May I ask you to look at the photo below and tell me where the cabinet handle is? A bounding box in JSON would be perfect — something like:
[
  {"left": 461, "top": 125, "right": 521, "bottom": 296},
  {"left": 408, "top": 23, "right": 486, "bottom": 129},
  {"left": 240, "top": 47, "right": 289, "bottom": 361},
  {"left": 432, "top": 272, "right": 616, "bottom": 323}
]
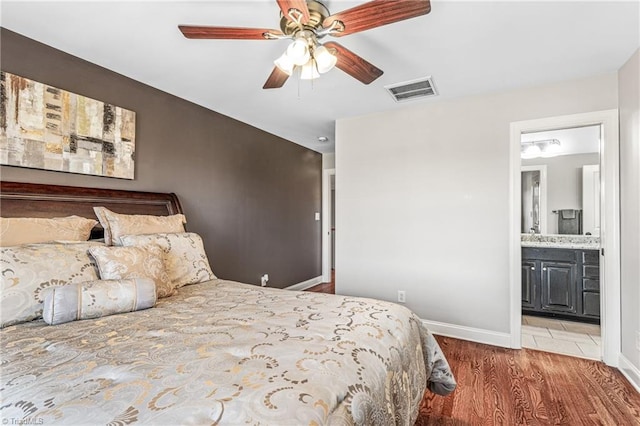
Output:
[
  {"left": 542, "top": 267, "right": 547, "bottom": 271},
  {"left": 531, "top": 267, "right": 535, "bottom": 271}
]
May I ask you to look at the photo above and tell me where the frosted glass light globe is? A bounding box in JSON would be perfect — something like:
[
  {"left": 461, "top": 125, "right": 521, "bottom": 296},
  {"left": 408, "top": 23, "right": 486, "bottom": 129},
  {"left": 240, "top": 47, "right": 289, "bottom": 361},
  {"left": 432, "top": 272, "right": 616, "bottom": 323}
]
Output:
[{"left": 287, "top": 39, "right": 310, "bottom": 66}]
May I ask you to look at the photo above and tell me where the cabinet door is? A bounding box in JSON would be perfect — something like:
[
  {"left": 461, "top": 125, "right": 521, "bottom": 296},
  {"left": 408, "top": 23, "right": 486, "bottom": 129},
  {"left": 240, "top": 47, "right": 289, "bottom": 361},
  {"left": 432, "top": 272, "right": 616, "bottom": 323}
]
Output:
[
  {"left": 540, "top": 261, "right": 577, "bottom": 314},
  {"left": 521, "top": 261, "right": 536, "bottom": 309},
  {"left": 583, "top": 292, "right": 601, "bottom": 317}
]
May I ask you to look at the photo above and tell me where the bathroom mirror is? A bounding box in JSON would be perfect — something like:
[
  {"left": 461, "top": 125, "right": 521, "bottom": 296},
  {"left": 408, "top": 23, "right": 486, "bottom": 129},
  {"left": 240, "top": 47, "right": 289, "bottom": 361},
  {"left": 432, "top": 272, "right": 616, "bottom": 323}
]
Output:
[{"left": 521, "top": 125, "right": 600, "bottom": 235}]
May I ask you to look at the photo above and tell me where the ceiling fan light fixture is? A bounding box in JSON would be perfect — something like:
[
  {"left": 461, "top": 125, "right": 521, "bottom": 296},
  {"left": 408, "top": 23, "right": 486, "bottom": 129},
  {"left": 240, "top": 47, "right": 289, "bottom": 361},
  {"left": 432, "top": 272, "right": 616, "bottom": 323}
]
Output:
[
  {"left": 179, "top": 0, "right": 432, "bottom": 90},
  {"left": 300, "top": 60, "right": 320, "bottom": 80},
  {"left": 313, "top": 45, "right": 337, "bottom": 74},
  {"left": 274, "top": 52, "right": 294, "bottom": 75},
  {"left": 287, "top": 38, "right": 310, "bottom": 66}
]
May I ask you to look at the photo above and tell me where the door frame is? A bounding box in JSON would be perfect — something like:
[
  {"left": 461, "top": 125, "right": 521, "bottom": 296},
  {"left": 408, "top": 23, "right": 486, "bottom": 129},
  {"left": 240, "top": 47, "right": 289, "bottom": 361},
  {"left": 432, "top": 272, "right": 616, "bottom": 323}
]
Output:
[
  {"left": 521, "top": 165, "right": 548, "bottom": 234},
  {"left": 509, "top": 109, "right": 620, "bottom": 366},
  {"left": 322, "top": 168, "right": 336, "bottom": 283}
]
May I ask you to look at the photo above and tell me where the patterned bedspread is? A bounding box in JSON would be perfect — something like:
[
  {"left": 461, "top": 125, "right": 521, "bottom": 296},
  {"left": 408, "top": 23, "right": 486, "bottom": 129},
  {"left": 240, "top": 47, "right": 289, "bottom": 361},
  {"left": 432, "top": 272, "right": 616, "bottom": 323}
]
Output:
[{"left": 1, "top": 280, "right": 455, "bottom": 425}]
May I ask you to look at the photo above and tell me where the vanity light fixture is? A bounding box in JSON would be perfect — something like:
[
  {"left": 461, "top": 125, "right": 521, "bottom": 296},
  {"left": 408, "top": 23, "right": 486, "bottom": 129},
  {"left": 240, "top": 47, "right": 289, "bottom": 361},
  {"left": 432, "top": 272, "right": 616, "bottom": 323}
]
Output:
[{"left": 521, "top": 139, "right": 561, "bottom": 159}]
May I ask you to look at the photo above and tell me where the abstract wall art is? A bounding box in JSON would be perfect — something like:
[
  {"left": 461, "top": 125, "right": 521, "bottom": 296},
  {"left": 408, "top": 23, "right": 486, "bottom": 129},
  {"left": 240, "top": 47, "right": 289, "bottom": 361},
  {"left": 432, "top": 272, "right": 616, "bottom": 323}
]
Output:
[{"left": 0, "top": 71, "right": 136, "bottom": 179}]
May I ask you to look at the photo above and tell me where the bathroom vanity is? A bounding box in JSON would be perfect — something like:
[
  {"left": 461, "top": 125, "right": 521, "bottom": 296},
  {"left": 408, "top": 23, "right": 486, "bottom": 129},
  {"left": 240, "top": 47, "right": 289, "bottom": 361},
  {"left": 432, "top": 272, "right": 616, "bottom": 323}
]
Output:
[{"left": 521, "top": 234, "right": 600, "bottom": 323}]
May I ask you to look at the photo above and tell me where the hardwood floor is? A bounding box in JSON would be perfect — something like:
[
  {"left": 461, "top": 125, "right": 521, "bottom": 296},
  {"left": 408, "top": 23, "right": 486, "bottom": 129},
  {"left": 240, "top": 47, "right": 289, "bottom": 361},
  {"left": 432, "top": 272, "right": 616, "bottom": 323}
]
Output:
[
  {"left": 305, "top": 276, "right": 640, "bottom": 425},
  {"left": 418, "top": 336, "right": 640, "bottom": 425},
  {"left": 305, "top": 280, "right": 335, "bottom": 294},
  {"left": 306, "top": 270, "right": 335, "bottom": 294}
]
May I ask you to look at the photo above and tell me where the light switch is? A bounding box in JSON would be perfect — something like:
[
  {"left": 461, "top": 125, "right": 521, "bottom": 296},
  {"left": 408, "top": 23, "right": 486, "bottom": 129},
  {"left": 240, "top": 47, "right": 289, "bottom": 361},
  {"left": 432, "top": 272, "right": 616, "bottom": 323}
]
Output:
[{"left": 314, "top": 212, "right": 320, "bottom": 221}]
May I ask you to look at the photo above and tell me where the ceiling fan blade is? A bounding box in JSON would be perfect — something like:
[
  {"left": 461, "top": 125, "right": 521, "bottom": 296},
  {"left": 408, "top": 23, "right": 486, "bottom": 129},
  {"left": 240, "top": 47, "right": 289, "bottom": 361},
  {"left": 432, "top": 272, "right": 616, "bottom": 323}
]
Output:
[
  {"left": 276, "top": 0, "right": 311, "bottom": 24},
  {"left": 324, "top": 0, "right": 431, "bottom": 37},
  {"left": 323, "top": 42, "right": 383, "bottom": 85},
  {"left": 263, "top": 67, "right": 290, "bottom": 89},
  {"left": 179, "top": 25, "right": 284, "bottom": 40}
]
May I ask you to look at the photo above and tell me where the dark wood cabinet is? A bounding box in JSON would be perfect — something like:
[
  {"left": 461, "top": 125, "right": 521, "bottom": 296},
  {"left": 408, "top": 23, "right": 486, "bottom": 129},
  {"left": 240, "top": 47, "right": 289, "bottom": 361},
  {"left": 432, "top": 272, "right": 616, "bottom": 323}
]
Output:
[
  {"left": 521, "top": 261, "right": 536, "bottom": 309},
  {"left": 581, "top": 250, "right": 601, "bottom": 318},
  {"left": 540, "top": 261, "right": 577, "bottom": 314},
  {"left": 522, "top": 247, "right": 599, "bottom": 323}
]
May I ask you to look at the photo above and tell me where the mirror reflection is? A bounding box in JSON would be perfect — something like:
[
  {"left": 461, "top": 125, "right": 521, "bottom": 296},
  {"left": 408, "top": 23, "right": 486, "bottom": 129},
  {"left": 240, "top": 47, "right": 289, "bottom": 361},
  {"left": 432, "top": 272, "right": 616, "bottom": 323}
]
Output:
[
  {"left": 521, "top": 170, "right": 541, "bottom": 233},
  {"left": 521, "top": 125, "right": 600, "bottom": 235}
]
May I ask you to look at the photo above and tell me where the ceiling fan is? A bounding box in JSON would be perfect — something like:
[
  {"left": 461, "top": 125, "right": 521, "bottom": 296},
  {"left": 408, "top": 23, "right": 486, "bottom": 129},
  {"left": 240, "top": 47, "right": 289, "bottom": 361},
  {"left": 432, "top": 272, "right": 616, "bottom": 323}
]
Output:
[{"left": 179, "top": 0, "right": 431, "bottom": 89}]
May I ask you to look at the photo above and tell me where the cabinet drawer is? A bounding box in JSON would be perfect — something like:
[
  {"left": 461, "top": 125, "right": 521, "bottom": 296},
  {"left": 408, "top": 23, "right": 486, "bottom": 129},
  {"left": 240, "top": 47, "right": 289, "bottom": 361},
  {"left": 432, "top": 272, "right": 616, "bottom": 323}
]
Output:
[
  {"left": 583, "top": 278, "right": 600, "bottom": 292},
  {"left": 523, "top": 247, "right": 576, "bottom": 262},
  {"left": 582, "top": 250, "right": 599, "bottom": 265},
  {"left": 582, "top": 292, "right": 600, "bottom": 317},
  {"left": 583, "top": 265, "right": 599, "bottom": 278}
]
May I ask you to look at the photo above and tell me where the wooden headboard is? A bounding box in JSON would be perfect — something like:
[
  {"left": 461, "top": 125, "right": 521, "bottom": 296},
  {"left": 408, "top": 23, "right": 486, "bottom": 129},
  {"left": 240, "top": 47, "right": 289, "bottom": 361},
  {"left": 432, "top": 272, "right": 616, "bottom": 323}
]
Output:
[{"left": 0, "top": 181, "right": 183, "bottom": 239}]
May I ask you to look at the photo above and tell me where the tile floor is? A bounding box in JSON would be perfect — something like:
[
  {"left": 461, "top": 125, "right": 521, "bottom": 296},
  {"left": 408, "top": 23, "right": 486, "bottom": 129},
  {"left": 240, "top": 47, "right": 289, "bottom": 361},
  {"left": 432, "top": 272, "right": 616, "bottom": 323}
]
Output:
[{"left": 521, "top": 315, "right": 601, "bottom": 360}]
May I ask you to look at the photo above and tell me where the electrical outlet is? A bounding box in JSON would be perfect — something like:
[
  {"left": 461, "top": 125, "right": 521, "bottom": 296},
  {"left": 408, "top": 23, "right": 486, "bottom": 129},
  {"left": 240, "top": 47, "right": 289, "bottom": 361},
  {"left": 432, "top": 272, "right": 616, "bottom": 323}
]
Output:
[
  {"left": 261, "top": 274, "right": 269, "bottom": 287},
  {"left": 397, "top": 290, "right": 406, "bottom": 303},
  {"left": 636, "top": 331, "right": 640, "bottom": 351}
]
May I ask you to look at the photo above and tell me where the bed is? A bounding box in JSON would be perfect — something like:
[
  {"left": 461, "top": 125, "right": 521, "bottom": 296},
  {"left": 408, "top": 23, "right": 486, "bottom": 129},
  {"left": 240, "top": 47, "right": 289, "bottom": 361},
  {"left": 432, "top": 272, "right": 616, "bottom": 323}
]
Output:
[{"left": 0, "top": 181, "right": 455, "bottom": 425}]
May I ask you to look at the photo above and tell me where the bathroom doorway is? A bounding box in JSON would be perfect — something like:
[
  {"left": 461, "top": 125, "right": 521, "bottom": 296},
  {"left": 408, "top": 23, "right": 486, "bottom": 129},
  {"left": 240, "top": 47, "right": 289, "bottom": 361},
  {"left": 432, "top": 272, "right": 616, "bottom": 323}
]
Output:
[
  {"left": 509, "top": 110, "right": 620, "bottom": 366},
  {"left": 520, "top": 125, "right": 602, "bottom": 359}
]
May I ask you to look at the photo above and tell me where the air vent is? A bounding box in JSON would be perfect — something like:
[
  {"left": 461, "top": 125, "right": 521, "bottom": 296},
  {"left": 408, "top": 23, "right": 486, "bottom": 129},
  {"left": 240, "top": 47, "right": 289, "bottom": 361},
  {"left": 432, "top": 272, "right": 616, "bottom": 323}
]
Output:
[{"left": 385, "top": 77, "right": 437, "bottom": 103}]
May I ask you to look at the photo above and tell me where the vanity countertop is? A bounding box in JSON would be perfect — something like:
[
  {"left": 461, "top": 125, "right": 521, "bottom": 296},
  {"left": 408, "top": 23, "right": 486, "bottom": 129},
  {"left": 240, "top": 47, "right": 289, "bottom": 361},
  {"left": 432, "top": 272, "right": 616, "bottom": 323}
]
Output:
[{"left": 521, "top": 234, "right": 600, "bottom": 250}]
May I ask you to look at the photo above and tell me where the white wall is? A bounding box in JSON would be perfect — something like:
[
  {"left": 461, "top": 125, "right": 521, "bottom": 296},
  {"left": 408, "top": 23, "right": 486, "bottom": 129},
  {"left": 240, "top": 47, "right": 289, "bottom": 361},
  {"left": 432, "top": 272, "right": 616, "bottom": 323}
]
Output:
[
  {"left": 336, "top": 73, "right": 618, "bottom": 335},
  {"left": 523, "top": 153, "right": 600, "bottom": 234},
  {"left": 619, "top": 49, "right": 640, "bottom": 378},
  {"left": 323, "top": 153, "right": 335, "bottom": 169}
]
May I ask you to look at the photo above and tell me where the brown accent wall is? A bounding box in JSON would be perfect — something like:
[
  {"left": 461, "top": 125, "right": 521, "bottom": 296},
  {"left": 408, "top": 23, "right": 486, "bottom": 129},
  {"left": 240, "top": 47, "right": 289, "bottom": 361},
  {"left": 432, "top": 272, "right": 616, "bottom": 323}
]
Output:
[{"left": 0, "top": 28, "right": 322, "bottom": 288}]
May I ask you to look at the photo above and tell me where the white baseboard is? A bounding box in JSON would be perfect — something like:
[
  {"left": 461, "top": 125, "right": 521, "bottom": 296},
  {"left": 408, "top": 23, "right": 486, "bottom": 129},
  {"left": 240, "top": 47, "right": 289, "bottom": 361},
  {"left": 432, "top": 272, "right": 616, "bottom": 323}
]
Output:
[
  {"left": 285, "top": 276, "right": 323, "bottom": 291},
  {"left": 618, "top": 354, "right": 640, "bottom": 393},
  {"left": 421, "top": 319, "right": 512, "bottom": 348}
]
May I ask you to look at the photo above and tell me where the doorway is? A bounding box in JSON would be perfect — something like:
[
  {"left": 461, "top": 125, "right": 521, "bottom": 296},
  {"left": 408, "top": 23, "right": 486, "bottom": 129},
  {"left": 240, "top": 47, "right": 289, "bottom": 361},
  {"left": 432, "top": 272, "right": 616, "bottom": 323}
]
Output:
[
  {"left": 520, "top": 125, "right": 601, "bottom": 359},
  {"left": 322, "top": 168, "right": 336, "bottom": 284},
  {"left": 509, "top": 110, "right": 620, "bottom": 366}
]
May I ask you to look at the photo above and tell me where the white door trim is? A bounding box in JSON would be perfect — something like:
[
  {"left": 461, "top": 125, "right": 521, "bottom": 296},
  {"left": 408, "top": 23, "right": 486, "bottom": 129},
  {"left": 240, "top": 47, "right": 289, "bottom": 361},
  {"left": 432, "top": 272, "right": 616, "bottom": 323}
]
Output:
[
  {"left": 521, "top": 165, "right": 548, "bottom": 234},
  {"left": 322, "top": 168, "right": 336, "bottom": 283},
  {"left": 509, "top": 109, "right": 620, "bottom": 366}
]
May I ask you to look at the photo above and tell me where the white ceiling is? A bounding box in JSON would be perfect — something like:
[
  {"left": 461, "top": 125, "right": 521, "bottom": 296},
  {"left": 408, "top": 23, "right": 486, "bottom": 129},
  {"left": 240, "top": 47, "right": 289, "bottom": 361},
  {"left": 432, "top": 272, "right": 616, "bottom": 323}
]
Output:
[
  {"left": 522, "top": 125, "right": 600, "bottom": 157},
  {"left": 1, "top": 1, "right": 638, "bottom": 154}
]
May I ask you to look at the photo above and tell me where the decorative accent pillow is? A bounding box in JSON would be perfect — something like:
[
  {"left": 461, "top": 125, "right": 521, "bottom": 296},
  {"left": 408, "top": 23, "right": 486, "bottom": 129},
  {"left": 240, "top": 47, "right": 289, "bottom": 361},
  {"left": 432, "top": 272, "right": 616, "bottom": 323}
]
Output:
[
  {"left": 0, "top": 216, "right": 97, "bottom": 247},
  {"left": 93, "top": 207, "right": 186, "bottom": 246},
  {"left": 92, "top": 207, "right": 114, "bottom": 245},
  {"left": 0, "top": 241, "right": 102, "bottom": 328},
  {"left": 120, "top": 232, "right": 216, "bottom": 288},
  {"left": 42, "top": 278, "right": 157, "bottom": 325},
  {"left": 88, "top": 245, "right": 175, "bottom": 298}
]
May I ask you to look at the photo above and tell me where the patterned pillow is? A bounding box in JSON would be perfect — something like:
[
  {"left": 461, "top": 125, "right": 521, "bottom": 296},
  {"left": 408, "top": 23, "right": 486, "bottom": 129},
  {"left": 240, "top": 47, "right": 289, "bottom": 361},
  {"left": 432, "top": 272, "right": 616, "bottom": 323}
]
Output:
[
  {"left": 0, "top": 216, "right": 97, "bottom": 247},
  {"left": 0, "top": 241, "right": 102, "bottom": 328},
  {"left": 42, "top": 278, "right": 157, "bottom": 325},
  {"left": 88, "top": 245, "right": 175, "bottom": 298},
  {"left": 120, "top": 232, "right": 216, "bottom": 288},
  {"left": 93, "top": 207, "right": 186, "bottom": 246}
]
